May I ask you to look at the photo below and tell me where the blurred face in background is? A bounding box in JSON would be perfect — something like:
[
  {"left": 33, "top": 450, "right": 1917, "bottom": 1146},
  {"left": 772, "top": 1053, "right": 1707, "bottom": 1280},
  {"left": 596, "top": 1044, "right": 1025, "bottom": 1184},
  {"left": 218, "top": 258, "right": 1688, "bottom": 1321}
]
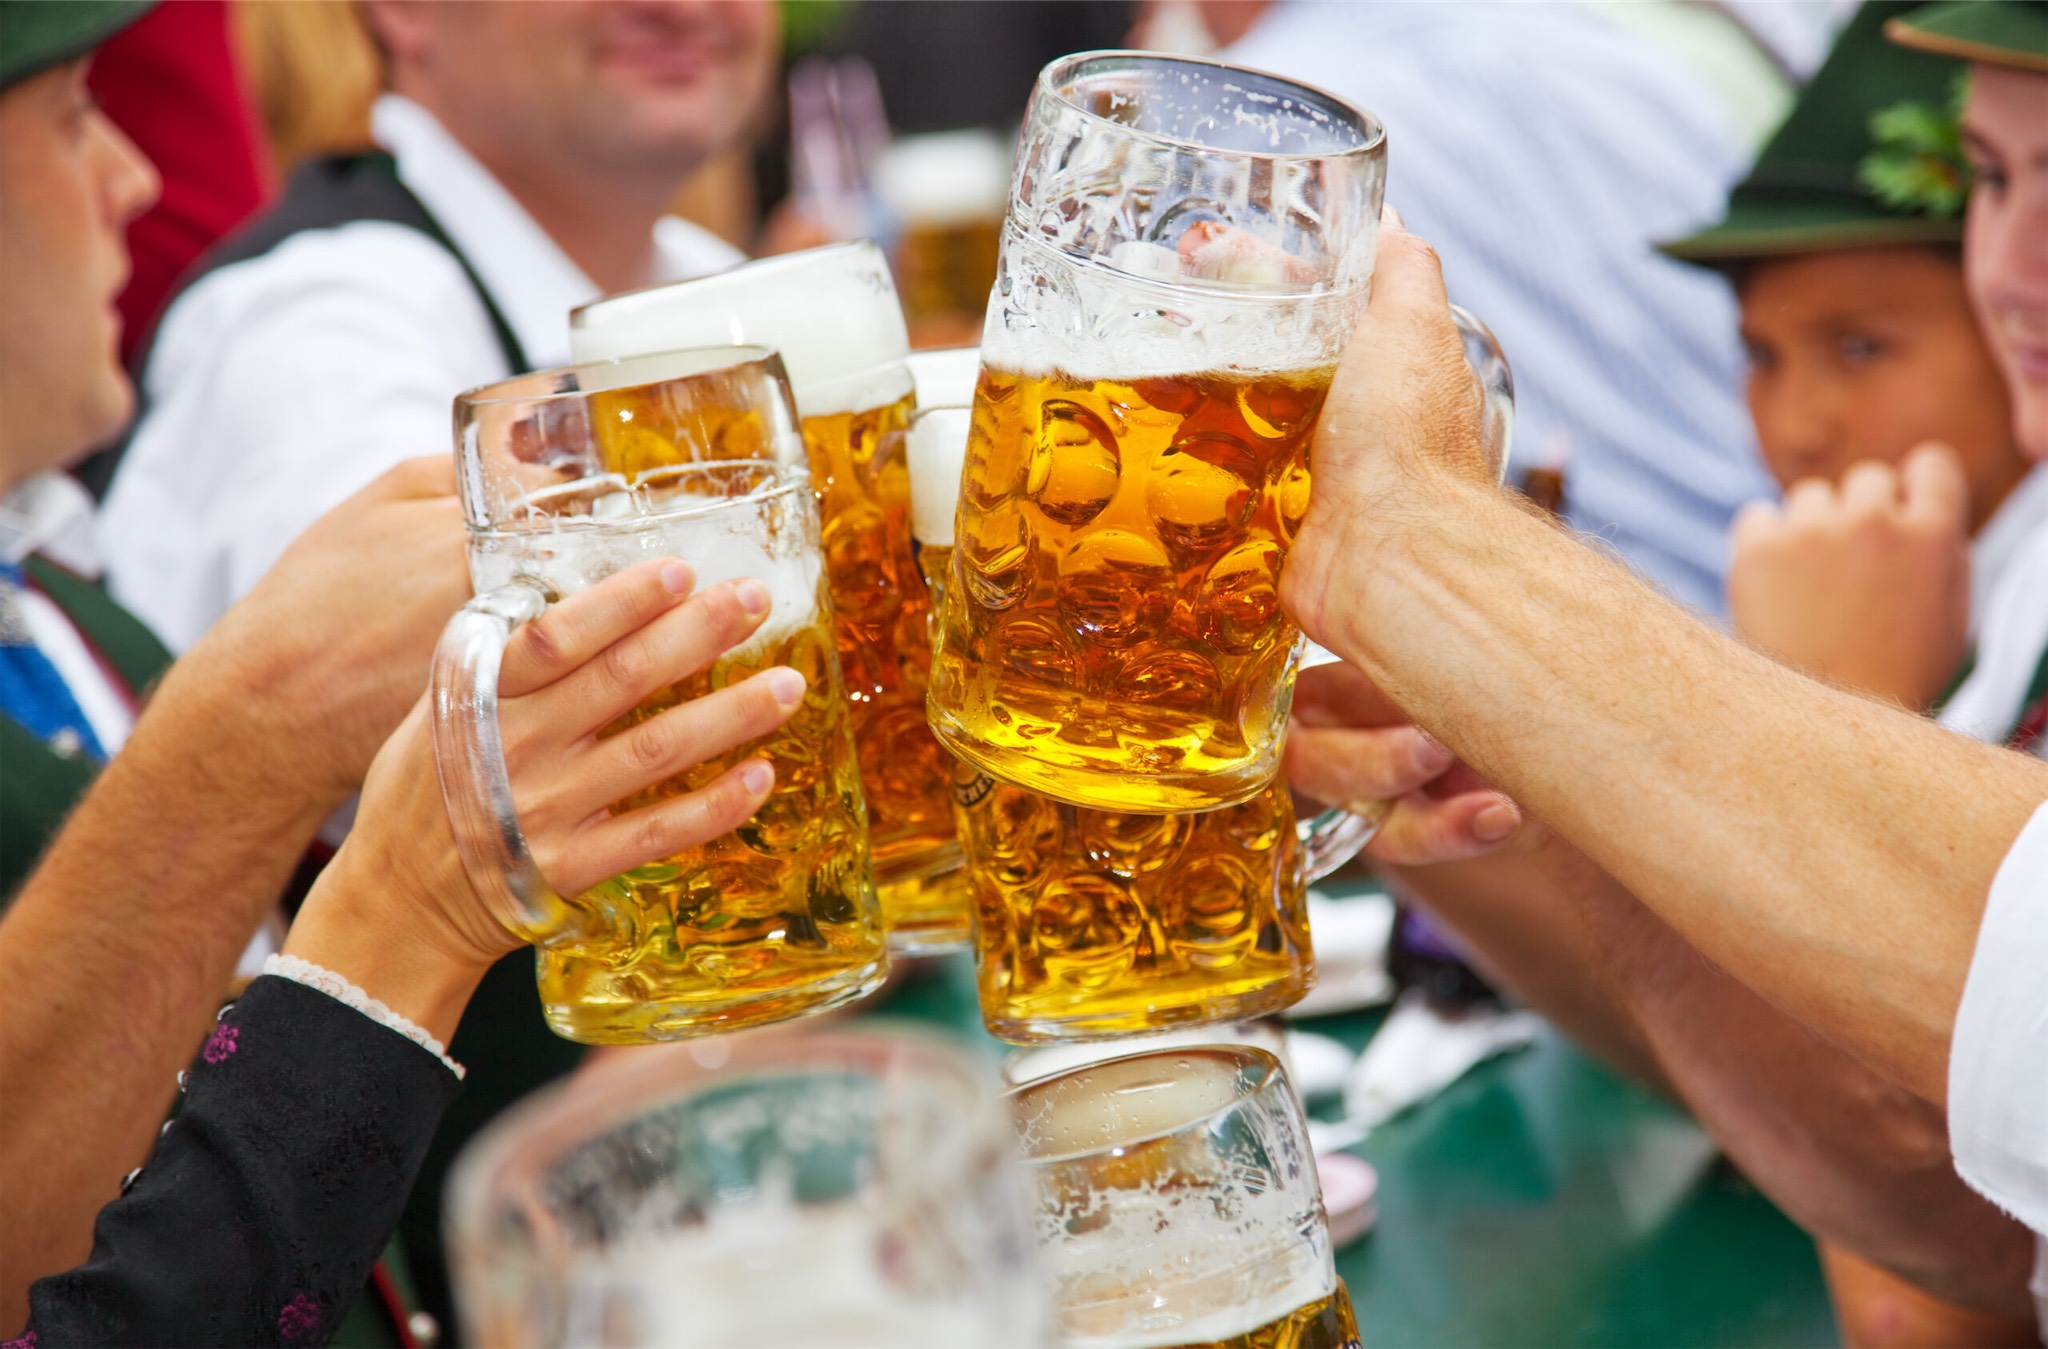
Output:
[
  {"left": 1739, "top": 245, "right": 2024, "bottom": 534},
  {"left": 1962, "top": 63, "right": 2048, "bottom": 460},
  {"left": 364, "top": 1, "right": 777, "bottom": 192},
  {"left": 0, "top": 59, "right": 158, "bottom": 491}
]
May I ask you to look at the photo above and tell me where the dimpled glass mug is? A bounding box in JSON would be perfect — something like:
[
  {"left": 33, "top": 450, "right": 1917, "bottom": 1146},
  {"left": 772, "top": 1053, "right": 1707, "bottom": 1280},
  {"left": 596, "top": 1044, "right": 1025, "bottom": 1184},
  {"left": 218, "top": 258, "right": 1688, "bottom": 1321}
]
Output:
[
  {"left": 432, "top": 346, "right": 889, "bottom": 1045},
  {"left": 927, "top": 51, "right": 1512, "bottom": 815}
]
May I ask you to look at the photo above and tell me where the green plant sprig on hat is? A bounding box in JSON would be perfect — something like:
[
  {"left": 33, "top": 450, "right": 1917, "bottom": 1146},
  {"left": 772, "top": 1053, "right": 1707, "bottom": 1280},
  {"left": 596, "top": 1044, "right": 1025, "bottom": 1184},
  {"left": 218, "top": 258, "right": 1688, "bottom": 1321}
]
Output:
[{"left": 1858, "top": 71, "right": 1972, "bottom": 217}]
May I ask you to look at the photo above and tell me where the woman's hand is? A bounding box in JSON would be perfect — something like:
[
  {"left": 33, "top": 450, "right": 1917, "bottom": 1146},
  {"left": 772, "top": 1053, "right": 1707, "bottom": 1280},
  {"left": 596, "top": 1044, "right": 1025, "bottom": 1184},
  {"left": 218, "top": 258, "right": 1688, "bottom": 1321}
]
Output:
[{"left": 281, "top": 558, "right": 809, "bottom": 1042}]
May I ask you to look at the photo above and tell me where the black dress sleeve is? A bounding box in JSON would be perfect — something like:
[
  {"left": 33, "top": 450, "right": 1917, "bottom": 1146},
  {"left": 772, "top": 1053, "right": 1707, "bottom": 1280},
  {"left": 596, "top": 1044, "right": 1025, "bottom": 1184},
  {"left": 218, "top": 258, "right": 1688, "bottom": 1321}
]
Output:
[{"left": 12, "top": 974, "right": 463, "bottom": 1348}]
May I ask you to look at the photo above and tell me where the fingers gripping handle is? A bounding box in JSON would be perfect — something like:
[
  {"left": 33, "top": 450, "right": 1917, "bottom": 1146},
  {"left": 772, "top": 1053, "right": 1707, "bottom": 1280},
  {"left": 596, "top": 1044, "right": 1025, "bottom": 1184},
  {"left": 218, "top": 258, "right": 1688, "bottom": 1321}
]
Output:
[
  {"left": 1299, "top": 800, "right": 1382, "bottom": 882},
  {"left": 1450, "top": 303, "right": 1515, "bottom": 482},
  {"left": 430, "top": 584, "right": 577, "bottom": 944}
]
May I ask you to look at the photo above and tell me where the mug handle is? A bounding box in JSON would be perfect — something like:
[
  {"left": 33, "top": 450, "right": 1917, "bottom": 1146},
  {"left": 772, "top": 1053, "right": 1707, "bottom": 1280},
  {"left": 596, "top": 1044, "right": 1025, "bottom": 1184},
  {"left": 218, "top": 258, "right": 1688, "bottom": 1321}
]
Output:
[
  {"left": 429, "top": 582, "right": 581, "bottom": 944},
  {"left": 1286, "top": 303, "right": 1515, "bottom": 848}
]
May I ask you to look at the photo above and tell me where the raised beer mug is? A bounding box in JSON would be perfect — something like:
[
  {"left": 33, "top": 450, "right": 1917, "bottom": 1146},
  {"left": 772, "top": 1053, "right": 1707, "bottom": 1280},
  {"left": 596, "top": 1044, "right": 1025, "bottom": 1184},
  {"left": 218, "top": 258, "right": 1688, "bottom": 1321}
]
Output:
[
  {"left": 571, "top": 245, "right": 970, "bottom": 955},
  {"left": 447, "top": 1030, "right": 1049, "bottom": 1348},
  {"left": 928, "top": 52, "right": 1513, "bottom": 813},
  {"left": 1010, "top": 1044, "right": 1361, "bottom": 1348},
  {"left": 433, "top": 347, "right": 888, "bottom": 1044}
]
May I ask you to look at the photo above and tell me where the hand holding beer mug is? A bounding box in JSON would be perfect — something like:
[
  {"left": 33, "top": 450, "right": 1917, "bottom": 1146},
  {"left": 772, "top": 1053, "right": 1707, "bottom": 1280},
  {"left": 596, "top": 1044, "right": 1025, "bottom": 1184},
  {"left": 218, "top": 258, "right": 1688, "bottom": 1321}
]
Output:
[
  {"left": 927, "top": 52, "right": 1512, "bottom": 813},
  {"left": 447, "top": 1031, "right": 1048, "bottom": 1348},
  {"left": 572, "top": 245, "right": 972, "bottom": 954},
  {"left": 1011, "top": 1044, "right": 1359, "bottom": 1348},
  {"left": 433, "top": 348, "right": 888, "bottom": 1044}
]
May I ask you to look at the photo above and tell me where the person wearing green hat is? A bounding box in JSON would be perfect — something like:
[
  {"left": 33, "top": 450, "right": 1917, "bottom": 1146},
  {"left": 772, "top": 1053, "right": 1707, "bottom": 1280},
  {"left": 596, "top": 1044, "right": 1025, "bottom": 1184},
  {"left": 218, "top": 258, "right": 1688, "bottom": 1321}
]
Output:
[{"left": 1281, "top": 1, "right": 2048, "bottom": 1339}]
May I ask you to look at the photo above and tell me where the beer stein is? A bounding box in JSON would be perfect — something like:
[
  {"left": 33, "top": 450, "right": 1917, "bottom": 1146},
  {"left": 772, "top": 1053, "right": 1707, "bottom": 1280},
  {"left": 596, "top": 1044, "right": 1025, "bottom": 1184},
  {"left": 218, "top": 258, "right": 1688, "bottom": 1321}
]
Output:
[
  {"left": 1010, "top": 1044, "right": 1360, "bottom": 1348},
  {"left": 571, "top": 245, "right": 969, "bottom": 955},
  {"left": 447, "top": 1030, "right": 1049, "bottom": 1348},
  {"left": 433, "top": 347, "right": 888, "bottom": 1044},
  {"left": 928, "top": 51, "right": 1513, "bottom": 813}
]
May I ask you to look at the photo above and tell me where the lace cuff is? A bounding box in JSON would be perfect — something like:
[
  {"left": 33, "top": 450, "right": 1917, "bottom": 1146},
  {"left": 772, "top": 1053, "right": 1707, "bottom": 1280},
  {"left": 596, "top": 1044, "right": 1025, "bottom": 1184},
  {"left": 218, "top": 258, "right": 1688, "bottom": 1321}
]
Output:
[{"left": 261, "top": 954, "right": 466, "bottom": 1080}]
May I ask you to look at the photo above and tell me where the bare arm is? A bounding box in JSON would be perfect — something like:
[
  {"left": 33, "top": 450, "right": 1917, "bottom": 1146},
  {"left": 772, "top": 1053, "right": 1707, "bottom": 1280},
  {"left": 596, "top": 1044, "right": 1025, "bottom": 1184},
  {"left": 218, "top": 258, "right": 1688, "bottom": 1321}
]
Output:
[
  {"left": 1384, "top": 830, "right": 2038, "bottom": 1320},
  {"left": 1280, "top": 225, "right": 2048, "bottom": 1107},
  {"left": 0, "top": 460, "right": 469, "bottom": 1317}
]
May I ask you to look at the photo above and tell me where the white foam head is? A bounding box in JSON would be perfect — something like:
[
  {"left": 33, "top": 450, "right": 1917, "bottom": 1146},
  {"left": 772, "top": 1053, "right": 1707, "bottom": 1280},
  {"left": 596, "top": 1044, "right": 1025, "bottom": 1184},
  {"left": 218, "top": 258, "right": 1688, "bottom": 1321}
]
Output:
[
  {"left": 571, "top": 242, "right": 913, "bottom": 418},
  {"left": 878, "top": 130, "right": 1011, "bottom": 225},
  {"left": 906, "top": 345, "right": 982, "bottom": 409},
  {"left": 906, "top": 406, "right": 971, "bottom": 546}
]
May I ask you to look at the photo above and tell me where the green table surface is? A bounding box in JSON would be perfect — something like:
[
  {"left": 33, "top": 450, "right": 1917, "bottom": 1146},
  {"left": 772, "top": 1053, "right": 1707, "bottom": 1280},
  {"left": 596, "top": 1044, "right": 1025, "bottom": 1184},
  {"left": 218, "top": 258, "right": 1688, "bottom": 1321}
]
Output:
[{"left": 868, "top": 936, "right": 1839, "bottom": 1349}]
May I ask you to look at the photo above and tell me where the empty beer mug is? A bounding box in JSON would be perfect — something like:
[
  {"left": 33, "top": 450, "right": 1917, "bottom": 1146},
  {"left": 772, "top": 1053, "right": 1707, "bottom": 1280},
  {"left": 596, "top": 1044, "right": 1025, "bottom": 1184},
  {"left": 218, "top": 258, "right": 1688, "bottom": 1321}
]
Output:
[
  {"left": 447, "top": 1030, "right": 1050, "bottom": 1348},
  {"left": 927, "top": 52, "right": 1512, "bottom": 814},
  {"left": 572, "top": 245, "right": 970, "bottom": 955},
  {"left": 1011, "top": 1044, "right": 1361, "bottom": 1348},
  {"left": 434, "top": 347, "right": 888, "bottom": 1044}
]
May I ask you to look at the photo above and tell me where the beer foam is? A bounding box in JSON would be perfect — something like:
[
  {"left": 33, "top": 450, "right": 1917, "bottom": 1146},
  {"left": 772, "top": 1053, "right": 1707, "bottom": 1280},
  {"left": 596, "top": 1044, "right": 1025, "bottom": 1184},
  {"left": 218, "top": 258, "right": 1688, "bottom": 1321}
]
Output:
[
  {"left": 906, "top": 345, "right": 982, "bottom": 409},
  {"left": 572, "top": 243, "right": 913, "bottom": 418},
  {"left": 906, "top": 407, "right": 971, "bottom": 546},
  {"left": 572, "top": 1205, "right": 1022, "bottom": 1349},
  {"left": 878, "top": 130, "right": 1011, "bottom": 225},
  {"left": 468, "top": 481, "right": 824, "bottom": 661}
]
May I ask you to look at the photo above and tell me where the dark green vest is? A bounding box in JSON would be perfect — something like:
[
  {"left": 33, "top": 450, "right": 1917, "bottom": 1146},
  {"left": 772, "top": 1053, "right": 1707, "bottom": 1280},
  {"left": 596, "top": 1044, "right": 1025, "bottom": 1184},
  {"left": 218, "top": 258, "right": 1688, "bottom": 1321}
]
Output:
[{"left": 1, "top": 556, "right": 172, "bottom": 901}]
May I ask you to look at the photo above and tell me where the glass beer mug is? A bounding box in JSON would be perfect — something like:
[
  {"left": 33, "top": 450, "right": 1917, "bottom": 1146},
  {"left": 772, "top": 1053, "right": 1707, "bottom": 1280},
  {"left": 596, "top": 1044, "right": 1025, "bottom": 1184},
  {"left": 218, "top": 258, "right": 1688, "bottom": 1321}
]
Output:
[
  {"left": 1011, "top": 1044, "right": 1360, "bottom": 1348},
  {"left": 433, "top": 346, "right": 888, "bottom": 1044},
  {"left": 571, "top": 245, "right": 970, "bottom": 954},
  {"left": 928, "top": 51, "right": 1512, "bottom": 813},
  {"left": 447, "top": 1031, "right": 1049, "bottom": 1348}
]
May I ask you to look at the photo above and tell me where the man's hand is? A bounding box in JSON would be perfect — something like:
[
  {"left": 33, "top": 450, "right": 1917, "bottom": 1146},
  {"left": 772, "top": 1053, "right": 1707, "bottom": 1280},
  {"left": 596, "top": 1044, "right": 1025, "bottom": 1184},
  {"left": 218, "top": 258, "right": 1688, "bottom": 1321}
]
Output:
[
  {"left": 1728, "top": 446, "right": 1970, "bottom": 711},
  {"left": 172, "top": 456, "right": 471, "bottom": 814},
  {"left": 1282, "top": 213, "right": 1496, "bottom": 654},
  {"left": 1287, "top": 661, "right": 1520, "bottom": 865}
]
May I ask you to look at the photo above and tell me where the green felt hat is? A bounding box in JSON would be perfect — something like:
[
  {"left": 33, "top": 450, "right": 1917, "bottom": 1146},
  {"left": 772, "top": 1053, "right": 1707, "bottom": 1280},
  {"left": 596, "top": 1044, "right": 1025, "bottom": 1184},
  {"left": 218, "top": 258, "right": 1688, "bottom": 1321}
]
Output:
[
  {"left": 1888, "top": 1, "right": 2048, "bottom": 75},
  {"left": 1663, "top": 1, "right": 1970, "bottom": 265},
  {"left": 0, "top": 1, "right": 154, "bottom": 92}
]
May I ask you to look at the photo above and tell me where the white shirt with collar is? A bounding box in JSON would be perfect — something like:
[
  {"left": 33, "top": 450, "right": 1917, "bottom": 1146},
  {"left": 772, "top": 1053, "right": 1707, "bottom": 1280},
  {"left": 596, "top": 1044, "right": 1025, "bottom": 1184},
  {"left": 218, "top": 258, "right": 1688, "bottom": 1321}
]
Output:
[
  {"left": 1, "top": 472, "right": 134, "bottom": 757},
  {"left": 99, "top": 94, "right": 745, "bottom": 653},
  {"left": 1943, "top": 465, "right": 2048, "bottom": 745}
]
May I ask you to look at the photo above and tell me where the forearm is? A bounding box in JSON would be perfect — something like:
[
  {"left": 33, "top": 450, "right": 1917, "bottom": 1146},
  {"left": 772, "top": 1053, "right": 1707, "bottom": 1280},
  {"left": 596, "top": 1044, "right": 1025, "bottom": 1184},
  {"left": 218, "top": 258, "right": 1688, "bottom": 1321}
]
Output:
[
  {"left": 1326, "top": 480, "right": 2048, "bottom": 1102},
  {"left": 1396, "top": 833, "right": 2038, "bottom": 1317},
  {"left": 0, "top": 658, "right": 336, "bottom": 1311}
]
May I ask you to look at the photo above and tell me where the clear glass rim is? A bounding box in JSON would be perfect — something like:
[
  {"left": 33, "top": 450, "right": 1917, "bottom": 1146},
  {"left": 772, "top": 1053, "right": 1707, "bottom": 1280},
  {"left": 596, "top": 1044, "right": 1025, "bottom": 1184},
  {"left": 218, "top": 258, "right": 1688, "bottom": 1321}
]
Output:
[
  {"left": 1037, "top": 49, "right": 1385, "bottom": 164},
  {"left": 569, "top": 240, "right": 889, "bottom": 331},
  {"left": 447, "top": 1023, "right": 1000, "bottom": 1246},
  {"left": 1004, "top": 1042, "right": 1284, "bottom": 1166},
  {"left": 454, "top": 342, "right": 784, "bottom": 412}
]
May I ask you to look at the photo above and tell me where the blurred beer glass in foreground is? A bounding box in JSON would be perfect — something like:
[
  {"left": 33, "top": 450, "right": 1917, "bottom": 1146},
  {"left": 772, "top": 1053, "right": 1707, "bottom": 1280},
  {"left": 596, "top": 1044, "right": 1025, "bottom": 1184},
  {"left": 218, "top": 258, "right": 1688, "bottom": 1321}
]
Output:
[
  {"left": 571, "top": 244, "right": 971, "bottom": 954},
  {"left": 1011, "top": 1044, "right": 1359, "bottom": 1348},
  {"left": 910, "top": 403, "right": 1374, "bottom": 1042},
  {"left": 434, "top": 347, "right": 887, "bottom": 1044},
  {"left": 447, "top": 1031, "right": 1049, "bottom": 1348}
]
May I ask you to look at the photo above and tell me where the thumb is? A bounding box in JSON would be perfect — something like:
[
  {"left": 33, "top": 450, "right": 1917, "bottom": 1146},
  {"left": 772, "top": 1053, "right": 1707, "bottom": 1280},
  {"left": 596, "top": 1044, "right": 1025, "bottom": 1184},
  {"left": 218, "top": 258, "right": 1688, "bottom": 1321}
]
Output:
[
  {"left": 1900, "top": 442, "right": 1969, "bottom": 537},
  {"left": 1368, "top": 213, "right": 1455, "bottom": 336}
]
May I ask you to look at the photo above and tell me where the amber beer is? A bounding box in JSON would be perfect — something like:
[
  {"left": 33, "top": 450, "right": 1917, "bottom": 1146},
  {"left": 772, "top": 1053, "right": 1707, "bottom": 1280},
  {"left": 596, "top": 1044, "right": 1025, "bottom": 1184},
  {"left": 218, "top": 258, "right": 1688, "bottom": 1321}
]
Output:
[
  {"left": 1078, "top": 1285, "right": 1360, "bottom": 1349},
  {"left": 537, "top": 578, "right": 881, "bottom": 1044},
  {"left": 955, "top": 767, "right": 1317, "bottom": 1042},
  {"left": 928, "top": 362, "right": 1330, "bottom": 813},
  {"left": 570, "top": 245, "right": 970, "bottom": 951}
]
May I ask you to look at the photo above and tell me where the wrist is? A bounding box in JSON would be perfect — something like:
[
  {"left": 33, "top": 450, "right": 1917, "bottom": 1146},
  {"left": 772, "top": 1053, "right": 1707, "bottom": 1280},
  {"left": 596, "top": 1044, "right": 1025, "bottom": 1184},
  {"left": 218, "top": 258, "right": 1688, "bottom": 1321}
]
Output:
[
  {"left": 283, "top": 847, "right": 495, "bottom": 1045},
  {"left": 151, "top": 634, "right": 352, "bottom": 826}
]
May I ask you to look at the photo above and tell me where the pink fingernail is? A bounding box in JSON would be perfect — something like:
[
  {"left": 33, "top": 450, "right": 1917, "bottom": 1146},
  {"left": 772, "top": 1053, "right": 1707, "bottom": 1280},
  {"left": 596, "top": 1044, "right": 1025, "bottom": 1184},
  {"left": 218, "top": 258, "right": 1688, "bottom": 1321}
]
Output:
[
  {"left": 764, "top": 667, "right": 806, "bottom": 707},
  {"left": 1473, "top": 799, "right": 1519, "bottom": 843},
  {"left": 659, "top": 562, "right": 693, "bottom": 595},
  {"left": 1410, "top": 730, "right": 1454, "bottom": 775},
  {"left": 734, "top": 579, "right": 772, "bottom": 617},
  {"left": 739, "top": 759, "right": 774, "bottom": 794}
]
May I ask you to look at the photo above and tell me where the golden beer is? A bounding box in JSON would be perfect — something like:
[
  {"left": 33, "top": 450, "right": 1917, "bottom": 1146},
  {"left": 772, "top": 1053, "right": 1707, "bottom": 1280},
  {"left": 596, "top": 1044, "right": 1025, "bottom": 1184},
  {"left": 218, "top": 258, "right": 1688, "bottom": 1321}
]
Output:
[
  {"left": 928, "top": 363, "right": 1332, "bottom": 813},
  {"left": 801, "top": 393, "right": 972, "bottom": 949},
  {"left": 1079, "top": 1284, "right": 1359, "bottom": 1349},
  {"left": 538, "top": 580, "right": 886, "bottom": 1044},
  {"left": 955, "top": 764, "right": 1315, "bottom": 1043},
  {"left": 571, "top": 244, "right": 972, "bottom": 950}
]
